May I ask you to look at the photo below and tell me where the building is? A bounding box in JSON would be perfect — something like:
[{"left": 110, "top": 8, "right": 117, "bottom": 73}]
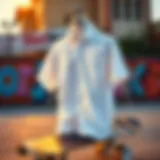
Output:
[
  {"left": 106, "top": 0, "right": 150, "bottom": 37},
  {"left": 19, "top": 0, "right": 151, "bottom": 38}
]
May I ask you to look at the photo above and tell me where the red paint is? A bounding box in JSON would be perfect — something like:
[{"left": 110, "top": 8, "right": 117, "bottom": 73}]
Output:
[
  {"left": 0, "top": 57, "right": 160, "bottom": 105},
  {"left": 0, "top": 58, "right": 39, "bottom": 105}
]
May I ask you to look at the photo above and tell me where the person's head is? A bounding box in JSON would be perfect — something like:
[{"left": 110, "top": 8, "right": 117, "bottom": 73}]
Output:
[{"left": 64, "top": 8, "right": 86, "bottom": 41}]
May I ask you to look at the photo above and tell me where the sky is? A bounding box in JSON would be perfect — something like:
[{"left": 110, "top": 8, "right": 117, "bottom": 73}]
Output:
[
  {"left": 151, "top": 0, "right": 160, "bottom": 21},
  {"left": 0, "top": 0, "right": 159, "bottom": 33}
]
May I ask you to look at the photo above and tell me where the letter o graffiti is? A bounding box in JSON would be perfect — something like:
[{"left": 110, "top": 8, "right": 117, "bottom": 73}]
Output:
[{"left": 0, "top": 66, "right": 18, "bottom": 97}]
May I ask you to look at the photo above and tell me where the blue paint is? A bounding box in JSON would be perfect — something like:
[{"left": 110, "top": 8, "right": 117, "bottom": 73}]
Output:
[
  {"left": 31, "top": 84, "right": 47, "bottom": 103},
  {"left": 129, "top": 64, "right": 147, "bottom": 96},
  {"left": 0, "top": 66, "right": 19, "bottom": 97},
  {"left": 30, "top": 61, "right": 48, "bottom": 103}
]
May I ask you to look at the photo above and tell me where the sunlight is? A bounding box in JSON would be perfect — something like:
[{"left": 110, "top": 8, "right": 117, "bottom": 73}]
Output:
[{"left": 15, "top": 0, "right": 31, "bottom": 7}]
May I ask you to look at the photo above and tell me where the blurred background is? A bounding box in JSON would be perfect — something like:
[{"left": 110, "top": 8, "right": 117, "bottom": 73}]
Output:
[{"left": 0, "top": 0, "right": 160, "bottom": 160}]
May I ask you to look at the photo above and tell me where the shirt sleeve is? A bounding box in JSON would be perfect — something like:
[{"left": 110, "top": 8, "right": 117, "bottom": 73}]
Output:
[
  {"left": 108, "top": 39, "right": 130, "bottom": 87},
  {"left": 37, "top": 45, "right": 59, "bottom": 92}
]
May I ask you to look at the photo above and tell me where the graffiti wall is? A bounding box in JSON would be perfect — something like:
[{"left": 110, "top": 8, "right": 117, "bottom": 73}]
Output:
[
  {"left": 127, "top": 58, "right": 160, "bottom": 101},
  {"left": 0, "top": 57, "right": 160, "bottom": 105},
  {"left": 0, "top": 58, "right": 48, "bottom": 105}
]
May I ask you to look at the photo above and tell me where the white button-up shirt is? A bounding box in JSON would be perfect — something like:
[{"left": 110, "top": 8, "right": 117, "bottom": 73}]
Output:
[{"left": 38, "top": 22, "right": 129, "bottom": 140}]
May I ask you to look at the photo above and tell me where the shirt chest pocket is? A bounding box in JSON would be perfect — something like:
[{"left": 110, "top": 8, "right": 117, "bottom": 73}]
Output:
[{"left": 85, "top": 46, "right": 106, "bottom": 84}]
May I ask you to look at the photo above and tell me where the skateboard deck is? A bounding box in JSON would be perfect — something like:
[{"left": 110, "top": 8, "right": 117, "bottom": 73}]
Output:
[
  {"left": 18, "top": 118, "right": 139, "bottom": 159},
  {"left": 18, "top": 135, "right": 131, "bottom": 160},
  {"left": 21, "top": 136, "right": 64, "bottom": 155}
]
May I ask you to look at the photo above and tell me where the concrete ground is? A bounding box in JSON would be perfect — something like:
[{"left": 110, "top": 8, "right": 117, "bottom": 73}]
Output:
[{"left": 0, "top": 105, "right": 160, "bottom": 160}]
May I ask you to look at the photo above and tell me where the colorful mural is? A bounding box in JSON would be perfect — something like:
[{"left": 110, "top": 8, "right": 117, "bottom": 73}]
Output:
[
  {"left": 0, "top": 58, "right": 47, "bottom": 105},
  {"left": 128, "top": 58, "right": 160, "bottom": 101},
  {"left": 0, "top": 58, "right": 160, "bottom": 105}
]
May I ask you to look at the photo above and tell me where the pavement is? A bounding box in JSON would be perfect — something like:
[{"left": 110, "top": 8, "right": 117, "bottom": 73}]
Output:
[{"left": 0, "top": 104, "right": 160, "bottom": 160}]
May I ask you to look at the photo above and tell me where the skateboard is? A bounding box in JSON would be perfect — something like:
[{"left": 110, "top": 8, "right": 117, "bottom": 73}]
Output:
[{"left": 18, "top": 118, "right": 140, "bottom": 160}]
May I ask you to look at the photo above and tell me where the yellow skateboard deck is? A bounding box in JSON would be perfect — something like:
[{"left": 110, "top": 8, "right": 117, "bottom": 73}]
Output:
[
  {"left": 19, "top": 136, "right": 131, "bottom": 160},
  {"left": 24, "top": 136, "right": 64, "bottom": 155}
]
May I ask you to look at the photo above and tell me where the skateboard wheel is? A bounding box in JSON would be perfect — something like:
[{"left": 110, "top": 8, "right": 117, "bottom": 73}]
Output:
[
  {"left": 96, "top": 138, "right": 114, "bottom": 154},
  {"left": 60, "top": 152, "right": 68, "bottom": 160},
  {"left": 17, "top": 145, "right": 28, "bottom": 156},
  {"left": 114, "top": 144, "right": 132, "bottom": 160},
  {"left": 122, "top": 147, "right": 132, "bottom": 160}
]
